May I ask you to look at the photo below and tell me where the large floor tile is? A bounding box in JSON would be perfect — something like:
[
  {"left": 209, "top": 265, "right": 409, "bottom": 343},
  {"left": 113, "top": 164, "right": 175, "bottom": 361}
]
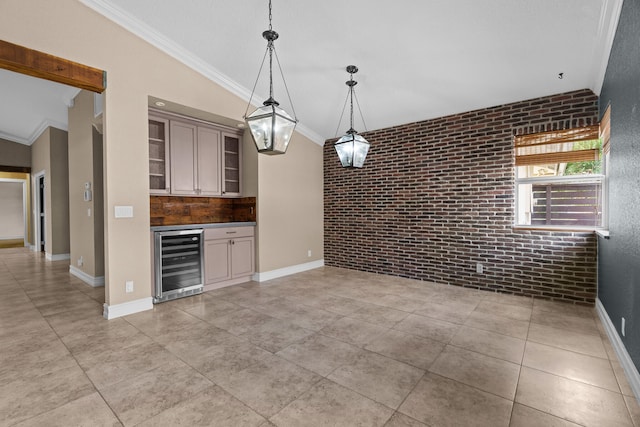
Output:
[
  {"left": 100, "top": 359, "right": 213, "bottom": 426},
  {"left": 394, "top": 314, "right": 460, "bottom": 343},
  {"left": 0, "top": 365, "right": 96, "bottom": 426},
  {"left": 526, "top": 322, "right": 607, "bottom": 358},
  {"left": 530, "top": 310, "right": 599, "bottom": 335},
  {"left": 77, "top": 341, "right": 176, "bottom": 389},
  {"left": 276, "top": 333, "right": 364, "bottom": 376},
  {"left": 214, "top": 354, "right": 322, "bottom": 418},
  {"left": 429, "top": 345, "right": 520, "bottom": 399},
  {"left": 509, "top": 403, "right": 581, "bottom": 427},
  {"left": 13, "top": 393, "right": 121, "bottom": 427},
  {"left": 365, "top": 328, "right": 446, "bottom": 370},
  {"left": 398, "top": 373, "right": 512, "bottom": 427},
  {"left": 137, "top": 385, "right": 266, "bottom": 427},
  {"left": 515, "top": 367, "right": 632, "bottom": 427},
  {"left": 239, "top": 317, "right": 315, "bottom": 352},
  {"left": 523, "top": 341, "right": 619, "bottom": 391},
  {"left": 450, "top": 325, "right": 525, "bottom": 364},
  {"left": 474, "top": 300, "right": 532, "bottom": 322},
  {"left": 464, "top": 311, "right": 529, "bottom": 339},
  {"left": 348, "top": 302, "right": 410, "bottom": 328},
  {"left": 384, "top": 412, "right": 428, "bottom": 427},
  {"left": 413, "top": 300, "right": 476, "bottom": 324},
  {"left": 270, "top": 379, "right": 393, "bottom": 427},
  {"left": 320, "top": 316, "right": 388, "bottom": 347},
  {"left": 209, "top": 308, "right": 277, "bottom": 336},
  {"left": 328, "top": 351, "right": 425, "bottom": 409}
]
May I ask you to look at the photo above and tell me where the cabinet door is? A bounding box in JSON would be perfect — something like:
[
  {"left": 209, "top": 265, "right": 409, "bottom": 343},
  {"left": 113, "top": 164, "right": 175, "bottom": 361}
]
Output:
[
  {"left": 222, "top": 133, "right": 241, "bottom": 196},
  {"left": 231, "top": 237, "right": 254, "bottom": 278},
  {"left": 149, "top": 116, "right": 170, "bottom": 194},
  {"left": 197, "top": 127, "right": 221, "bottom": 196},
  {"left": 170, "top": 121, "right": 198, "bottom": 195},
  {"left": 204, "top": 239, "right": 231, "bottom": 284}
]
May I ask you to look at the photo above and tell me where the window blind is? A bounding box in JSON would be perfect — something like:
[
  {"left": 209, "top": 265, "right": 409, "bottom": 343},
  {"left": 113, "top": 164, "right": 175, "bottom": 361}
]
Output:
[{"left": 515, "top": 125, "right": 600, "bottom": 166}]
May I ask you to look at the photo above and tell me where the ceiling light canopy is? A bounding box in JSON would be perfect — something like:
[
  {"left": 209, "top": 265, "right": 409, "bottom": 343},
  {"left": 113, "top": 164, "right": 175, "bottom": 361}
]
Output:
[
  {"left": 335, "top": 65, "right": 370, "bottom": 168},
  {"left": 244, "top": 0, "right": 297, "bottom": 155}
]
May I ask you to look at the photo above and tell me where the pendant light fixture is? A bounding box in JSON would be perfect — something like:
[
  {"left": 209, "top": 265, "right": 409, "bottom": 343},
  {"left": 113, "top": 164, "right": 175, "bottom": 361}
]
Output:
[
  {"left": 244, "top": 0, "right": 297, "bottom": 155},
  {"left": 334, "top": 65, "right": 370, "bottom": 168}
]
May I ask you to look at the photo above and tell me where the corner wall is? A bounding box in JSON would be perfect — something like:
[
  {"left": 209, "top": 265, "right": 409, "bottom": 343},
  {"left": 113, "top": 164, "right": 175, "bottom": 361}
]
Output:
[
  {"left": 31, "top": 127, "right": 70, "bottom": 257},
  {"left": 598, "top": 0, "right": 640, "bottom": 369},
  {"left": 325, "top": 89, "right": 599, "bottom": 304}
]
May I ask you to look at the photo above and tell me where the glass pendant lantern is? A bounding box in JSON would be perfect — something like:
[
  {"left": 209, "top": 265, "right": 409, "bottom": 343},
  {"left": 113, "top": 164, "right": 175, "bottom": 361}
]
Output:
[
  {"left": 335, "top": 65, "right": 370, "bottom": 168},
  {"left": 244, "top": 0, "right": 297, "bottom": 155}
]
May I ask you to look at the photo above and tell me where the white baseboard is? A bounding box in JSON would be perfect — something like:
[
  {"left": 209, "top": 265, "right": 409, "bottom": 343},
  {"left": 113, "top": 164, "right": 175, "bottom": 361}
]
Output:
[
  {"left": 253, "top": 259, "right": 324, "bottom": 282},
  {"left": 69, "top": 265, "right": 105, "bottom": 287},
  {"left": 103, "top": 297, "right": 153, "bottom": 320},
  {"left": 0, "top": 235, "right": 24, "bottom": 240},
  {"left": 46, "top": 252, "right": 70, "bottom": 261},
  {"left": 596, "top": 298, "right": 640, "bottom": 402}
]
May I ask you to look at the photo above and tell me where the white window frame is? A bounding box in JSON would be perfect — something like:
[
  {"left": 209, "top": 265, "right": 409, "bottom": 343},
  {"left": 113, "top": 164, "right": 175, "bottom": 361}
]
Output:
[{"left": 514, "top": 169, "right": 605, "bottom": 231}]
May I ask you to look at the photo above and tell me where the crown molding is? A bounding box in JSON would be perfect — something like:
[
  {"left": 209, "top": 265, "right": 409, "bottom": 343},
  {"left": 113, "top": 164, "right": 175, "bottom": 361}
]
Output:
[
  {"left": 591, "top": 0, "right": 624, "bottom": 95},
  {"left": 0, "top": 118, "right": 67, "bottom": 146},
  {"left": 0, "top": 130, "right": 30, "bottom": 145},
  {"left": 29, "top": 119, "right": 68, "bottom": 144},
  {"left": 79, "top": 0, "right": 325, "bottom": 146}
]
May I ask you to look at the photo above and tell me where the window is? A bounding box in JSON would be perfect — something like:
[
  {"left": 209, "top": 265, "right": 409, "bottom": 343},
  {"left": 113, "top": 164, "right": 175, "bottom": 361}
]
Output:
[{"left": 514, "top": 122, "right": 608, "bottom": 229}]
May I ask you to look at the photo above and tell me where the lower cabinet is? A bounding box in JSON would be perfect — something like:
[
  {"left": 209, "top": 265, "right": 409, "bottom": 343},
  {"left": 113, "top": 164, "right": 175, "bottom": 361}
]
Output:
[{"left": 204, "top": 226, "right": 254, "bottom": 290}]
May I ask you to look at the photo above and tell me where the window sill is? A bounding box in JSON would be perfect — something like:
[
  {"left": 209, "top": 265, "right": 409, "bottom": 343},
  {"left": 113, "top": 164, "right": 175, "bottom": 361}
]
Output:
[
  {"left": 514, "top": 225, "right": 610, "bottom": 238},
  {"left": 514, "top": 225, "right": 599, "bottom": 233}
]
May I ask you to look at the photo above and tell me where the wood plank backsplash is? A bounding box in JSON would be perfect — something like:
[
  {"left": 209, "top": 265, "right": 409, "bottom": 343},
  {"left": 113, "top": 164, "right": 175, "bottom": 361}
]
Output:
[{"left": 150, "top": 196, "right": 256, "bottom": 226}]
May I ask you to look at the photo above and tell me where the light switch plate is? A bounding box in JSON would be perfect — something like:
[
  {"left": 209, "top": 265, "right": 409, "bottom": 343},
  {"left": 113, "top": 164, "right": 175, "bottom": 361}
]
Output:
[{"left": 115, "top": 206, "right": 134, "bottom": 218}]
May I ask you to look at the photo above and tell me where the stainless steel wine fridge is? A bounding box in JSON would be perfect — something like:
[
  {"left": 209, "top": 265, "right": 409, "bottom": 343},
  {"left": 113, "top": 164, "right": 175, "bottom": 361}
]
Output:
[{"left": 153, "top": 229, "right": 204, "bottom": 303}]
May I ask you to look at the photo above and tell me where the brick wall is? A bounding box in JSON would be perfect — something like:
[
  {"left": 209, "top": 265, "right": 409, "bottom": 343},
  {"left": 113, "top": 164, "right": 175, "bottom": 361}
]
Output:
[{"left": 324, "top": 89, "right": 599, "bottom": 304}]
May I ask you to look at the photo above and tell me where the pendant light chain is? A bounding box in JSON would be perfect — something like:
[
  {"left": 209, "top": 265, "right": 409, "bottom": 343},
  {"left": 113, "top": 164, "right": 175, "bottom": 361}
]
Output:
[
  {"left": 349, "top": 73, "right": 355, "bottom": 131},
  {"left": 268, "top": 0, "right": 273, "bottom": 31}
]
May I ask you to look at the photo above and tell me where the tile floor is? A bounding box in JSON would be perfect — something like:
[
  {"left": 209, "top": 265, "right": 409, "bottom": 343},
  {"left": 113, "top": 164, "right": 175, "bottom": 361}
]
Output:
[{"left": 1, "top": 247, "right": 639, "bottom": 426}]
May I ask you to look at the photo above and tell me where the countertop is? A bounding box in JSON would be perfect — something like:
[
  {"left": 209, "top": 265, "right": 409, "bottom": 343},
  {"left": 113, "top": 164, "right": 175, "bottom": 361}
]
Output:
[{"left": 151, "top": 222, "right": 256, "bottom": 232}]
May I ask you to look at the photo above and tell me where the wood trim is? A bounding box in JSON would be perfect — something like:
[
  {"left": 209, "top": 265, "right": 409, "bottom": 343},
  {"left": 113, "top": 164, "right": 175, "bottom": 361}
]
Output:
[
  {"left": 0, "top": 165, "right": 31, "bottom": 173},
  {"left": 0, "top": 40, "right": 105, "bottom": 93}
]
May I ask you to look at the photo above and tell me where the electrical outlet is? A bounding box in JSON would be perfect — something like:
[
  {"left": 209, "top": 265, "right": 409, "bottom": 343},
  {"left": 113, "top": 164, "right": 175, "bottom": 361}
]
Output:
[
  {"left": 308, "top": 249, "right": 312, "bottom": 257},
  {"left": 77, "top": 256, "right": 83, "bottom": 267},
  {"left": 622, "top": 317, "right": 626, "bottom": 337},
  {"left": 125, "top": 280, "right": 134, "bottom": 293},
  {"left": 476, "top": 263, "right": 484, "bottom": 274}
]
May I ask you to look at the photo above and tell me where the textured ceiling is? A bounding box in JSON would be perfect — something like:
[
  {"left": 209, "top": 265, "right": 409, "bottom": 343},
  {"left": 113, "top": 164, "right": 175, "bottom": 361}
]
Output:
[{"left": 0, "top": 0, "right": 622, "bottom": 145}]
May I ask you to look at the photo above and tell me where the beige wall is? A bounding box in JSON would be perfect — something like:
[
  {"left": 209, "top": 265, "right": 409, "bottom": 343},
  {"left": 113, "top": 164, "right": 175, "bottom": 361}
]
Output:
[
  {"left": 256, "top": 133, "right": 324, "bottom": 271},
  {"left": 31, "top": 127, "right": 70, "bottom": 256},
  {"left": 68, "top": 90, "right": 104, "bottom": 278},
  {"left": 50, "top": 127, "right": 70, "bottom": 255},
  {"left": 0, "top": 138, "right": 31, "bottom": 168},
  {"left": 1, "top": 0, "right": 324, "bottom": 308},
  {"left": 31, "top": 128, "right": 52, "bottom": 252}
]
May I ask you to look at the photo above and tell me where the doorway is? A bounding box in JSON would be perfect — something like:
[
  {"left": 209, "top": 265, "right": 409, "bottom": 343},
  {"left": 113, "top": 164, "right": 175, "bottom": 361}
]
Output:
[
  {"left": 35, "top": 172, "right": 45, "bottom": 252},
  {"left": 0, "top": 178, "right": 28, "bottom": 248}
]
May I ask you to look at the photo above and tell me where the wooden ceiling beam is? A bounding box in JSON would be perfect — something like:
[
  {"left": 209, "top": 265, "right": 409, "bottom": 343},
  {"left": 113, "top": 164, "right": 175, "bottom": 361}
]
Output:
[{"left": 0, "top": 40, "right": 105, "bottom": 93}]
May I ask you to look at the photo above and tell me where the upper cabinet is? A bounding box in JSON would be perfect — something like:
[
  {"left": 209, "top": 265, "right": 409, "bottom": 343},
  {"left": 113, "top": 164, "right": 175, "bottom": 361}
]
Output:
[
  {"left": 149, "top": 111, "right": 243, "bottom": 197},
  {"left": 148, "top": 116, "right": 170, "bottom": 194},
  {"left": 222, "top": 133, "right": 241, "bottom": 196}
]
